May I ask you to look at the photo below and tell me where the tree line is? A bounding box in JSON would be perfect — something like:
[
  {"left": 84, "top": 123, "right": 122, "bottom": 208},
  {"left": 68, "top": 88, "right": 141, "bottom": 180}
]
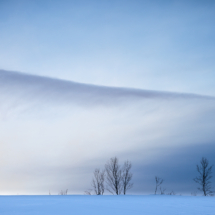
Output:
[{"left": 85, "top": 157, "right": 214, "bottom": 196}]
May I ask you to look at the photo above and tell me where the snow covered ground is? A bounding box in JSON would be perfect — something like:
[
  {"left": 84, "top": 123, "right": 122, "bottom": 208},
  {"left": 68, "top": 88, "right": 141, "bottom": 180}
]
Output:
[{"left": 0, "top": 195, "right": 214, "bottom": 215}]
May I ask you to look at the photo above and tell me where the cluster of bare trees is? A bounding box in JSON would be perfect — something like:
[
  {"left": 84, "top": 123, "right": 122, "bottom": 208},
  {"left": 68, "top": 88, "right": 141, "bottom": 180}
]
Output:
[
  {"left": 86, "top": 157, "right": 133, "bottom": 195},
  {"left": 154, "top": 157, "right": 214, "bottom": 196}
]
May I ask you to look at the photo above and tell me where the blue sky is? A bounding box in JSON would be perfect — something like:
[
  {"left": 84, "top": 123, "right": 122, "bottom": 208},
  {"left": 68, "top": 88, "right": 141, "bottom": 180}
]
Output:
[
  {"left": 0, "top": 1, "right": 215, "bottom": 195},
  {"left": 1, "top": 0, "right": 215, "bottom": 95}
]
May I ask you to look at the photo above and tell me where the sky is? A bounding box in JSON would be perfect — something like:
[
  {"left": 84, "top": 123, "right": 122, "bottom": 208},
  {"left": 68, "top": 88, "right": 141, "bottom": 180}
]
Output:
[
  {"left": 1, "top": 0, "right": 215, "bottom": 95},
  {"left": 0, "top": 0, "right": 215, "bottom": 195}
]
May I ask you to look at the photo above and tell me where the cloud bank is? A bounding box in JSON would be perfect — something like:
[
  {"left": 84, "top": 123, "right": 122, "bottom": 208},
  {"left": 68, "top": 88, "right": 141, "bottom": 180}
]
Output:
[{"left": 0, "top": 70, "right": 215, "bottom": 195}]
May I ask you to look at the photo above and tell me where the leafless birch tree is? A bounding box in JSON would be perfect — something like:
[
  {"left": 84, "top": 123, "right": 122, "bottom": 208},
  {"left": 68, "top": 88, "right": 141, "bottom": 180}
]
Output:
[
  {"left": 105, "top": 157, "right": 122, "bottom": 195},
  {"left": 194, "top": 157, "right": 214, "bottom": 196},
  {"left": 92, "top": 168, "right": 105, "bottom": 195},
  {"left": 122, "top": 160, "right": 133, "bottom": 195}
]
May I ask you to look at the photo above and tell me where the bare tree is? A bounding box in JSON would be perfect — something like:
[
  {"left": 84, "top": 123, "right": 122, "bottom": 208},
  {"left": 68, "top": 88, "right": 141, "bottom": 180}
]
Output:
[
  {"left": 154, "top": 176, "right": 163, "bottom": 195},
  {"left": 59, "top": 189, "right": 68, "bottom": 195},
  {"left": 91, "top": 168, "right": 105, "bottom": 195},
  {"left": 122, "top": 160, "right": 133, "bottom": 195},
  {"left": 105, "top": 157, "right": 122, "bottom": 195},
  {"left": 194, "top": 157, "right": 214, "bottom": 196}
]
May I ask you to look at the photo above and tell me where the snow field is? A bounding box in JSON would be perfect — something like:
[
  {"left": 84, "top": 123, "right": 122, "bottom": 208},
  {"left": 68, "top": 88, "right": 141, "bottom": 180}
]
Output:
[{"left": 0, "top": 195, "right": 214, "bottom": 215}]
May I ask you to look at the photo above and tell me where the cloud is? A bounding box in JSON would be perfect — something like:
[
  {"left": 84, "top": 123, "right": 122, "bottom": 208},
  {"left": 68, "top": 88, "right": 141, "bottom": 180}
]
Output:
[
  {"left": 0, "top": 69, "right": 213, "bottom": 105},
  {"left": 0, "top": 70, "right": 215, "bottom": 194}
]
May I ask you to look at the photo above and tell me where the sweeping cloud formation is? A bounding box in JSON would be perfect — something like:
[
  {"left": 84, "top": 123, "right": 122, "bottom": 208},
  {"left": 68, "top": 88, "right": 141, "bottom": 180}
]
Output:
[{"left": 0, "top": 70, "right": 215, "bottom": 195}]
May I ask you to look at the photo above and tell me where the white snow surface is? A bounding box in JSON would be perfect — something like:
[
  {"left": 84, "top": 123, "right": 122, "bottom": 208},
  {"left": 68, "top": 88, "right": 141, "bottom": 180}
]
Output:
[{"left": 0, "top": 195, "right": 214, "bottom": 215}]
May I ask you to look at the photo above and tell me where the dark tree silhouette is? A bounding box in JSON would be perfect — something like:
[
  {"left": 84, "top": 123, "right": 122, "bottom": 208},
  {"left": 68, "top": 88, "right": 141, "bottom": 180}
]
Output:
[
  {"left": 105, "top": 157, "right": 122, "bottom": 195},
  {"left": 154, "top": 176, "right": 163, "bottom": 195},
  {"left": 92, "top": 168, "right": 105, "bottom": 195},
  {"left": 194, "top": 157, "right": 214, "bottom": 196},
  {"left": 122, "top": 160, "right": 133, "bottom": 195}
]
